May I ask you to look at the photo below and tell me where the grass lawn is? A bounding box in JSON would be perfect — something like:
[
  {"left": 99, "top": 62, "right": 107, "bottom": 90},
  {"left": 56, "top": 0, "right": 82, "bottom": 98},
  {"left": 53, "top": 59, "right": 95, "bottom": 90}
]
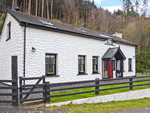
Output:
[
  {"left": 50, "top": 78, "right": 150, "bottom": 103},
  {"left": 62, "top": 98, "right": 150, "bottom": 113},
  {"left": 136, "top": 73, "right": 150, "bottom": 75}
]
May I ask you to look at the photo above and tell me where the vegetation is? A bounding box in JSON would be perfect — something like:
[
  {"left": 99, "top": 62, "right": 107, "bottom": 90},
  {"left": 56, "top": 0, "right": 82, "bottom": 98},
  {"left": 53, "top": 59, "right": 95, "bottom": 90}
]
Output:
[
  {"left": 61, "top": 98, "right": 150, "bottom": 113},
  {"left": 50, "top": 78, "right": 150, "bottom": 103}
]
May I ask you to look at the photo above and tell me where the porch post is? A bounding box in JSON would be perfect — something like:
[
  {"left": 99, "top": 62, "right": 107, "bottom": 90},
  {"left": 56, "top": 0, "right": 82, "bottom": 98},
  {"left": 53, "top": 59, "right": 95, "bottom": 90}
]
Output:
[
  {"left": 121, "top": 60, "right": 123, "bottom": 77},
  {"left": 109, "top": 60, "right": 111, "bottom": 78}
]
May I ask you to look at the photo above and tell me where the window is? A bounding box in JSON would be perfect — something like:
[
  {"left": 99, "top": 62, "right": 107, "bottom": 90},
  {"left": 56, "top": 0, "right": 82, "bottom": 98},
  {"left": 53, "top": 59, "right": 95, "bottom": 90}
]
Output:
[
  {"left": 128, "top": 58, "right": 132, "bottom": 71},
  {"left": 78, "top": 56, "right": 85, "bottom": 74},
  {"left": 93, "top": 56, "right": 98, "bottom": 73},
  {"left": 107, "top": 39, "right": 113, "bottom": 45},
  {"left": 112, "top": 60, "right": 115, "bottom": 70},
  {"left": 6, "top": 22, "right": 11, "bottom": 41},
  {"left": 45, "top": 54, "right": 56, "bottom": 76}
]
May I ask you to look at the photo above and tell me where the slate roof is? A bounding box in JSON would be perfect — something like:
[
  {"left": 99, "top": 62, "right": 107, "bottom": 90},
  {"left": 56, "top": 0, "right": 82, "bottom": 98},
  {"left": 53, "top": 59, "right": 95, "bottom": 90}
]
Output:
[
  {"left": 102, "top": 47, "right": 126, "bottom": 60},
  {"left": 6, "top": 9, "right": 137, "bottom": 47}
]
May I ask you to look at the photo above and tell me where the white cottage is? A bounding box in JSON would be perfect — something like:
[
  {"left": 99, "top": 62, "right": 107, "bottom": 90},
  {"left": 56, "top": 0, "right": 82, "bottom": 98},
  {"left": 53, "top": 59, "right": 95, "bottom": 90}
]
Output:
[{"left": 0, "top": 9, "right": 137, "bottom": 84}]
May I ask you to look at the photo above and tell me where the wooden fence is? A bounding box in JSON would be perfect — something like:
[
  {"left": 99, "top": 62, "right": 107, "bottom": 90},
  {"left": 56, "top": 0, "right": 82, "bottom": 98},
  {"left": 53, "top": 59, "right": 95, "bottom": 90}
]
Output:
[
  {"left": 0, "top": 80, "right": 18, "bottom": 106},
  {"left": 19, "top": 75, "right": 150, "bottom": 104}
]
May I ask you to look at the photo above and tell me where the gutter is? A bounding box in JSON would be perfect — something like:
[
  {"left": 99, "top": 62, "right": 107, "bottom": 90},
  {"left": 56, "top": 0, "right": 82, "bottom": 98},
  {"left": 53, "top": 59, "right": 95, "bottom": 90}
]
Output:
[{"left": 19, "top": 22, "right": 137, "bottom": 47}]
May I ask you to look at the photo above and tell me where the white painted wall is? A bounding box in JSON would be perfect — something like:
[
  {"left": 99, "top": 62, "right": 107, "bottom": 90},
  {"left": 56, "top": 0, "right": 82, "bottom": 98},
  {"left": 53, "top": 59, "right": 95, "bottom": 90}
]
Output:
[
  {"left": 25, "top": 27, "right": 136, "bottom": 84},
  {"left": 0, "top": 12, "right": 136, "bottom": 84},
  {"left": 0, "top": 13, "right": 24, "bottom": 81}
]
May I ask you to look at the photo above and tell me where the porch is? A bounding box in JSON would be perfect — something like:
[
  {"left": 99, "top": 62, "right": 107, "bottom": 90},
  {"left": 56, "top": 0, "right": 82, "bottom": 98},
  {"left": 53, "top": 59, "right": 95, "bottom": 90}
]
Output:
[{"left": 102, "top": 47, "right": 126, "bottom": 79}]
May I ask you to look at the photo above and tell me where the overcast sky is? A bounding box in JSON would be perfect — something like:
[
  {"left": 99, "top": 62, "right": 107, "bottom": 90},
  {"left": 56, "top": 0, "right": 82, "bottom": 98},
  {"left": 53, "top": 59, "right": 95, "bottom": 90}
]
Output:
[{"left": 91, "top": 0, "right": 150, "bottom": 16}]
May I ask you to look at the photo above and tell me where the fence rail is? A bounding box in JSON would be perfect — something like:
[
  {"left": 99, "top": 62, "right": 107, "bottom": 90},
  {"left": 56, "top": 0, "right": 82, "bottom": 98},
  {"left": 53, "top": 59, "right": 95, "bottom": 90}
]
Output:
[
  {"left": 19, "top": 75, "right": 150, "bottom": 104},
  {"left": 0, "top": 79, "right": 18, "bottom": 106},
  {"left": 48, "top": 76, "right": 150, "bottom": 101}
]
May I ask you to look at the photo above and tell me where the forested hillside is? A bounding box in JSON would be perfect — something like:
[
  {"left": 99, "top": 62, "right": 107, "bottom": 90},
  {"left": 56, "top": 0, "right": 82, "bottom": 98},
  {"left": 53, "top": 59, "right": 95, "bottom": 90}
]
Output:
[{"left": 0, "top": 0, "right": 150, "bottom": 74}]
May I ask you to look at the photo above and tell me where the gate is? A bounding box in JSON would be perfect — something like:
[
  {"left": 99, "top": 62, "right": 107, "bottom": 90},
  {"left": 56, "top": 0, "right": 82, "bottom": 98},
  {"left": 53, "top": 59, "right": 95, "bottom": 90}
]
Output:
[{"left": 19, "top": 76, "right": 50, "bottom": 103}]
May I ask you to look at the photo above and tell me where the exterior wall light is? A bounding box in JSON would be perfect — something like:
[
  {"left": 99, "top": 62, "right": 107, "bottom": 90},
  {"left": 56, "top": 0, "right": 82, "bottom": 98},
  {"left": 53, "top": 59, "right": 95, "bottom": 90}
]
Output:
[{"left": 32, "top": 47, "right": 36, "bottom": 52}]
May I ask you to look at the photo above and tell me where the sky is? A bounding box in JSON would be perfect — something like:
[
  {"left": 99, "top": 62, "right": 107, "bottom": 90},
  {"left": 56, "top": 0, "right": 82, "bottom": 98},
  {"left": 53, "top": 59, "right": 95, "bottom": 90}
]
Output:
[{"left": 91, "top": 0, "right": 150, "bottom": 16}]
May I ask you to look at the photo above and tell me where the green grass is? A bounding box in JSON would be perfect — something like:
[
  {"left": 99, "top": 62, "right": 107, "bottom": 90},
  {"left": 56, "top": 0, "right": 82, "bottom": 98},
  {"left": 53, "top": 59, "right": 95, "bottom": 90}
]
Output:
[
  {"left": 62, "top": 98, "right": 150, "bottom": 113},
  {"left": 136, "top": 73, "right": 150, "bottom": 75},
  {"left": 49, "top": 78, "right": 150, "bottom": 103}
]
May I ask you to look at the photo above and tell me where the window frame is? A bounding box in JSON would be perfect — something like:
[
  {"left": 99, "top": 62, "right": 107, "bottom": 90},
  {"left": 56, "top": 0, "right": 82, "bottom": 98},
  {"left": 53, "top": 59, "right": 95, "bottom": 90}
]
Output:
[
  {"left": 92, "top": 56, "right": 99, "bottom": 74},
  {"left": 45, "top": 54, "right": 57, "bottom": 76},
  {"left": 128, "top": 58, "right": 132, "bottom": 72},
  {"left": 6, "top": 22, "right": 11, "bottom": 41},
  {"left": 78, "top": 55, "right": 86, "bottom": 74}
]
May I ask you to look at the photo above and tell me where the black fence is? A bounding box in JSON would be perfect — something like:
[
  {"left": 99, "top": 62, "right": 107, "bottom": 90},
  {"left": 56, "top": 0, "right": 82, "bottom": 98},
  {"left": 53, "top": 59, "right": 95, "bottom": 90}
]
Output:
[
  {"left": 0, "top": 79, "right": 18, "bottom": 106},
  {"left": 19, "top": 75, "right": 150, "bottom": 104},
  {"left": 48, "top": 76, "right": 150, "bottom": 100}
]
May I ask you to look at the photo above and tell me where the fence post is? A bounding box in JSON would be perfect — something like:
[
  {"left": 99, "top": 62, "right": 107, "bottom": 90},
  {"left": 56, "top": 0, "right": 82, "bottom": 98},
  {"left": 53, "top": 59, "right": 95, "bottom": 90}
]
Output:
[
  {"left": 95, "top": 78, "right": 99, "bottom": 95},
  {"left": 129, "top": 78, "right": 133, "bottom": 90},
  {"left": 19, "top": 77, "right": 22, "bottom": 103},
  {"left": 43, "top": 81, "right": 50, "bottom": 103},
  {"left": 12, "top": 56, "right": 19, "bottom": 106}
]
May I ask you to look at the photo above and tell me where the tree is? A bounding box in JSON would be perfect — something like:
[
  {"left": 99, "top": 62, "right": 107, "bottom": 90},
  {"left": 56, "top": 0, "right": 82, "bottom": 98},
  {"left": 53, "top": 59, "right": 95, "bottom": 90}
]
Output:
[
  {"left": 42, "top": 0, "right": 44, "bottom": 18},
  {"left": 114, "top": 9, "right": 123, "bottom": 15},
  {"left": 51, "top": 0, "right": 53, "bottom": 20},
  {"left": 135, "top": 0, "right": 140, "bottom": 17},
  {"left": 46, "top": 0, "right": 50, "bottom": 19},
  {"left": 12, "top": 0, "right": 15, "bottom": 9},
  {"left": 28, "top": 0, "right": 31, "bottom": 15},
  {"left": 35, "top": 0, "right": 38, "bottom": 16},
  {"left": 122, "top": 0, "right": 132, "bottom": 15},
  {"left": 141, "top": 0, "right": 148, "bottom": 17}
]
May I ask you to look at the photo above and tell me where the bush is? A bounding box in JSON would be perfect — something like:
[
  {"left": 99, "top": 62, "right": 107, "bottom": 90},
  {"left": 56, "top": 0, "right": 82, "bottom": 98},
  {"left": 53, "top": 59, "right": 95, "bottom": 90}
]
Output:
[{"left": 53, "top": 19, "right": 61, "bottom": 22}]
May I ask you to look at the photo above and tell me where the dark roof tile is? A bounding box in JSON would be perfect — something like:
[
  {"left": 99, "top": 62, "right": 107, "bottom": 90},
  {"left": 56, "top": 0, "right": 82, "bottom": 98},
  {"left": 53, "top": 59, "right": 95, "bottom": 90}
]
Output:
[{"left": 7, "top": 9, "right": 137, "bottom": 46}]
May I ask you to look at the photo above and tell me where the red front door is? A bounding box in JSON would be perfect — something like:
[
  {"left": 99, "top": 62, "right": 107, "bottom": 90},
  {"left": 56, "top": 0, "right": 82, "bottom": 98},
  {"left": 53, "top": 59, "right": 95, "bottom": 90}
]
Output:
[{"left": 107, "top": 60, "right": 113, "bottom": 78}]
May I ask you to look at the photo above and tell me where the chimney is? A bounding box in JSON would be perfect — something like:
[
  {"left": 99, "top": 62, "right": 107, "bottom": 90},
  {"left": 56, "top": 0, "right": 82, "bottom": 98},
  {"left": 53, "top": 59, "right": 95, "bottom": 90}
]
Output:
[
  {"left": 15, "top": 7, "right": 20, "bottom": 11},
  {"left": 112, "top": 32, "right": 122, "bottom": 39}
]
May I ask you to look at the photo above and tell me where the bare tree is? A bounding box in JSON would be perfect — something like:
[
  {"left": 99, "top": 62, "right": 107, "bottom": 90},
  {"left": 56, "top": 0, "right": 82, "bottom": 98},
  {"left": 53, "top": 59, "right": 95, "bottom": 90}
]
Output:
[
  {"left": 42, "top": 0, "right": 44, "bottom": 18},
  {"left": 36, "top": 0, "right": 38, "bottom": 16},
  {"left": 51, "top": 0, "right": 53, "bottom": 20},
  {"left": 12, "top": 0, "right": 15, "bottom": 9},
  {"left": 28, "top": 0, "right": 31, "bottom": 15},
  {"left": 47, "top": 0, "right": 50, "bottom": 19}
]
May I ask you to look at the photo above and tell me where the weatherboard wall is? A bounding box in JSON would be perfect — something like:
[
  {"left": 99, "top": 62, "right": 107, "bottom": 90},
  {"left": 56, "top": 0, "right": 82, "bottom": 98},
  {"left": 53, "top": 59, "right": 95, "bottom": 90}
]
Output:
[{"left": 25, "top": 27, "right": 135, "bottom": 84}]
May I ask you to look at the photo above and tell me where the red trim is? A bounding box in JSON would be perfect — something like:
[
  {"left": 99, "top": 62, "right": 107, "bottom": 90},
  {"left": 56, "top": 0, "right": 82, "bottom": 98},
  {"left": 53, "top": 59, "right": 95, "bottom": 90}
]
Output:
[{"left": 107, "top": 60, "right": 113, "bottom": 78}]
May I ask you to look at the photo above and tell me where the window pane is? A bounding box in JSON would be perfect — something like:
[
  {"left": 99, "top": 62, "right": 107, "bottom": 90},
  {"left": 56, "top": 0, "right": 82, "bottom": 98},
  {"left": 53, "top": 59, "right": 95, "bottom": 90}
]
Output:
[
  {"left": 49, "top": 65, "right": 54, "bottom": 74},
  {"left": 79, "top": 65, "right": 84, "bottom": 72},
  {"left": 46, "top": 64, "right": 50, "bottom": 74},
  {"left": 50, "top": 55, "right": 55, "bottom": 64},
  {"left": 78, "top": 58, "right": 81, "bottom": 64},
  {"left": 128, "top": 59, "right": 132, "bottom": 71},
  {"left": 81, "top": 57, "right": 84, "bottom": 64},
  {"left": 46, "top": 54, "right": 56, "bottom": 75},
  {"left": 78, "top": 56, "right": 85, "bottom": 74},
  {"left": 93, "top": 57, "right": 98, "bottom": 73},
  {"left": 46, "top": 55, "right": 50, "bottom": 64}
]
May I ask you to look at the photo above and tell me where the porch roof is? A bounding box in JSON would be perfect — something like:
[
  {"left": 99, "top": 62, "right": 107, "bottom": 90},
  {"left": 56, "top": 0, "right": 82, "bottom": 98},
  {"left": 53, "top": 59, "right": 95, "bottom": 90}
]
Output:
[{"left": 102, "top": 47, "right": 126, "bottom": 60}]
